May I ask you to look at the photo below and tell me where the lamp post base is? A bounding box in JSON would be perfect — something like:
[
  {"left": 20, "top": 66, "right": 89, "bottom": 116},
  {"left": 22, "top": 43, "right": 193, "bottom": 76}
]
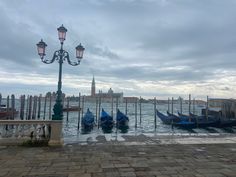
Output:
[{"left": 48, "top": 120, "right": 63, "bottom": 146}]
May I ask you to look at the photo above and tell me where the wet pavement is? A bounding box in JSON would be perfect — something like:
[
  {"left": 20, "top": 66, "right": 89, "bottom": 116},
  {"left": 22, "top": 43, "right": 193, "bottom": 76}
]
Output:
[
  {"left": 1, "top": 135, "right": 236, "bottom": 177},
  {"left": 65, "top": 133, "right": 236, "bottom": 145}
]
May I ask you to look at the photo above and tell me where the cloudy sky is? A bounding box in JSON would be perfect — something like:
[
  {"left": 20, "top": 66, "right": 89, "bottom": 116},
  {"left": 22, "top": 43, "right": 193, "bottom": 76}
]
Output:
[{"left": 0, "top": 0, "right": 236, "bottom": 100}]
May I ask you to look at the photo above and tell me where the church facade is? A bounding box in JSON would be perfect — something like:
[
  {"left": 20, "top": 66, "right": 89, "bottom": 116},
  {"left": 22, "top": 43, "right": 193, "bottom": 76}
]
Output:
[{"left": 85, "top": 76, "right": 124, "bottom": 103}]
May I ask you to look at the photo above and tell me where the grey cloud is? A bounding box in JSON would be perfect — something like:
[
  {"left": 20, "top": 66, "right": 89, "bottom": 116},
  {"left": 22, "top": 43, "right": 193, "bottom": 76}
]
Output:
[
  {"left": 0, "top": 0, "right": 236, "bottom": 98},
  {"left": 89, "top": 64, "right": 213, "bottom": 82},
  {"left": 221, "top": 87, "right": 230, "bottom": 91},
  {"left": 0, "top": 10, "right": 36, "bottom": 66},
  {"left": 87, "top": 44, "right": 119, "bottom": 59}
]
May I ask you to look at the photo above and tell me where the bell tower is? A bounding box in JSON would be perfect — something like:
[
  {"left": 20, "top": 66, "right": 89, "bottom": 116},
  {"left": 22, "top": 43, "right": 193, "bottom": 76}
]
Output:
[{"left": 91, "top": 76, "right": 96, "bottom": 97}]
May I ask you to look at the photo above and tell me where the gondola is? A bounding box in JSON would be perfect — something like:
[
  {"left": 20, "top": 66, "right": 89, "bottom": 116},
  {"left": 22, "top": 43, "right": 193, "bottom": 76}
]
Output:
[
  {"left": 179, "top": 112, "right": 222, "bottom": 128},
  {"left": 189, "top": 113, "right": 220, "bottom": 128},
  {"left": 100, "top": 109, "right": 114, "bottom": 133},
  {"left": 81, "top": 108, "right": 95, "bottom": 132},
  {"left": 167, "top": 111, "right": 189, "bottom": 122},
  {"left": 116, "top": 109, "right": 129, "bottom": 132},
  {"left": 178, "top": 112, "right": 190, "bottom": 120},
  {"left": 156, "top": 110, "right": 180, "bottom": 124},
  {"left": 159, "top": 110, "right": 222, "bottom": 129},
  {"left": 190, "top": 112, "right": 236, "bottom": 127},
  {"left": 217, "top": 118, "right": 236, "bottom": 128},
  {"left": 156, "top": 110, "right": 195, "bottom": 129}
]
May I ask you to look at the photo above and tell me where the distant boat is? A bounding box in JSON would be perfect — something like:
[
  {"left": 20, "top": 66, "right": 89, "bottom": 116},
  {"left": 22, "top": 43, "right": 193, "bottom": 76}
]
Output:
[
  {"left": 81, "top": 108, "right": 95, "bottom": 132},
  {"left": 0, "top": 105, "right": 18, "bottom": 119},
  {"left": 116, "top": 109, "right": 129, "bottom": 132},
  {"left": 100, "top": 109, "right": 114, "bottom": 133},
  {"left": 63, "top": 106, "right": 81, "bottom": 112}
]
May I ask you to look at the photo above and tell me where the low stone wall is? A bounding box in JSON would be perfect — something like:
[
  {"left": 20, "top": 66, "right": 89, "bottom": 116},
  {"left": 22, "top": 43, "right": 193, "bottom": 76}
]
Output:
[{"left": 0, "top": 120, "right": 62, "bottom": 146}]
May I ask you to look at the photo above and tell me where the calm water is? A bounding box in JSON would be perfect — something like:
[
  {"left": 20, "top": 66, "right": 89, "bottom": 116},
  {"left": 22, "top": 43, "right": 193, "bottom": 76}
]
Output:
[
  {"left": 1, "top": 99, "right": 236, "bottom": 144},
  {"left": 62, "top": 102, "right": 236, "bottom": 143}
]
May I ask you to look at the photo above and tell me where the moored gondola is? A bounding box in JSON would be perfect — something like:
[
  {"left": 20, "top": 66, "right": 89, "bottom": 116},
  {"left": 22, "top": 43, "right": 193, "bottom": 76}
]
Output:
[
  {"left": 156, "top": 110, "right": 180, "bottom": 124},
  {"left": 168, "top": 111, "right": 189, "bottom": 122},
  {"left": 189, "top": 113, "right": 220, "bottom": 128},
  {"left": 156, "top": 110, "right": 195, "bottom": 129},
  {"left": 100, "top": 109, "right": 114, "bottom": 133},
  {"left": 81, "top": 108, "right": 95, "bottom": 132},
  {"left": 116, "top": 109, "right": 129, "bottom": 132}
]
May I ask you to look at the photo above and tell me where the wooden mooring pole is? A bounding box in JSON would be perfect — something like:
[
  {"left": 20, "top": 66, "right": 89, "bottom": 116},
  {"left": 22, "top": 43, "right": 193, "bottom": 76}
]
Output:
[
  {"left": 116, "top": 97, "right": 119, "bottom": 130},
  {"left": 20, "top": 95, "right": 25, "bottom": 120},
  {"left": 11, "top": 94, "right": 15, "bottom": 120},
  {"left": 125, "top": 98, "right": 128, "bottom": 115},
  {"left": 188, "top": 94, "right": 191, "bottom": 122},
  {"left": 28, "top": 95, "right": 32, "bottom": 120},
  {"left": 168, "top": 98, "right": 170, "bottom": 112},
  {"left": 81, "top": 96, "right": 85, "bottom": 118},
  {"left": 111, "top": 96, "right": 113, "bottom": 118},
  {"left": 154, "top": 97, "right": 157, "bottom": 129},
  {"left": 37, "top": 94, "right": 41, "bottom": 119},
  {"left": 139, "top": 96, "right": 142, "bottom": 125},
  {"left": 78, "top": 93, "right": 81, "bottom": 130},
  {"left": 188, "top": 94, "right": 191, "bottom": 115},
  {"left": 180, "top": 97, "right": 183, "bottom": 114},
  {"left": 32, "top": 96, "right": 37, "bottom": 119},
  {"left": 25, "top": 95, "right": 29, "bottom": 120},
  {"left": 171, "top": 97, "right": 174, "bottom": 114},
  {"left": 116, "top": 97, "right": 118, "bottom": 130},
  {"left": 116, "top": 97, "right": 118, "bottom": 111},
  {"left": 49, "top": 93, "right": 52, "bottom": 120},
  {"left": 135, "top": 98, "right": 137, "bottom": 129},
  {"left": 98, "top": 95, "right": 101, "bottom": 129},
  {"left": 43, "top": 95, "right": 47, "bottom": 120},
  {"left": 66, "top": 97, "right": 69, "bottom": 122},
  {"left": 206, "top": 96, "right": 209, "bottom": 121},
  {"left": 6, "top": 95, "right": 9, "bottom": 130},
  {"left": 95, "top": 98, "right": 98, "bottom": 124}
]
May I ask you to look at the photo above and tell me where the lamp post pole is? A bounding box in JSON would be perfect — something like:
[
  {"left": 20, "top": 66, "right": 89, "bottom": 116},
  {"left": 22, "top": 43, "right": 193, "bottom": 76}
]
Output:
[
  {"left": 53, "top": 43, "right": 64, "bottom": 120},
  {"left": 36, "top": 25, "right": 85, "bottom": 120}
]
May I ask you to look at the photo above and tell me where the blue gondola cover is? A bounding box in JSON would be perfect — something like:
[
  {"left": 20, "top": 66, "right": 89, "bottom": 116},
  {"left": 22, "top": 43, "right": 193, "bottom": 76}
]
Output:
[{"left": 82, "top": 108, "right": 95, "bottom": 131}]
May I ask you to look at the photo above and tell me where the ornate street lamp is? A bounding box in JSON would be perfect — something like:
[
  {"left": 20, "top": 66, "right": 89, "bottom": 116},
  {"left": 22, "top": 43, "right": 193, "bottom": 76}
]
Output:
[{"left": 36, "top": 25, "right": 85, "bottom": 120}]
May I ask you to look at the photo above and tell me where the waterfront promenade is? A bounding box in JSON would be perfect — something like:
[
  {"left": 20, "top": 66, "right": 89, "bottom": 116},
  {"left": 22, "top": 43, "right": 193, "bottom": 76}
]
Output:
[{"left": 1, "top": 135, "right": 236, "bottom": 177}]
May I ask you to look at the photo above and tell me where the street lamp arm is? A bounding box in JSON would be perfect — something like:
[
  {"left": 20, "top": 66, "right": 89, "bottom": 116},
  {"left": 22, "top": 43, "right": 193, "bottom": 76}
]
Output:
[
  {"left": 66, "top": 52, "right": 81, "bottom": 66},
  {"left": 67, "top": 59, "right": 80, "bottom": 66},
  {"left": 41, "top": 50, "right": 59, "bottom": 64}
]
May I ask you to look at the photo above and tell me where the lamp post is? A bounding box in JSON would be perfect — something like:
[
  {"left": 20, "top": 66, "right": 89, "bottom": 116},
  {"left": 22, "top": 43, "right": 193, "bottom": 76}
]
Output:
[{"left": 36, "top": 25, "right": 85, "bottom": 120}]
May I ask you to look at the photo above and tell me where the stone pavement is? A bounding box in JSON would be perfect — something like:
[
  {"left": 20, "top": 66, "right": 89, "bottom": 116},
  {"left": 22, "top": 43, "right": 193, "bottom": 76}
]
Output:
[{"left": 1, "top": 140, "right": 236, "bottom": 177}]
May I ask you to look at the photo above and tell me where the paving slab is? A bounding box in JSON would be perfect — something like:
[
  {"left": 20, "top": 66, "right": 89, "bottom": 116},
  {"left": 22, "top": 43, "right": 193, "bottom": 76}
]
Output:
[{"left": 1, "top": 136, "right": 236, "bottom": 177}]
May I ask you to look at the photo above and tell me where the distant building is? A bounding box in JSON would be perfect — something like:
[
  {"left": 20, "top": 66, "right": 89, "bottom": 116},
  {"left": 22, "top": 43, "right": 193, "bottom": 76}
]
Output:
[
  {"left": 85, "top": 77, "right": 123, "bottom": 103},
  {"left": 208, "top": 98, "right": 232, "bottom": 108},
  {"left": 123, "top": 97, "right": 139, "bottom": 103},
  {"left": 208, "top": 98, "right": 236, "bottom": 118},
  {"left": 91, "top": 76, "right": 96, "bottom": 97}
]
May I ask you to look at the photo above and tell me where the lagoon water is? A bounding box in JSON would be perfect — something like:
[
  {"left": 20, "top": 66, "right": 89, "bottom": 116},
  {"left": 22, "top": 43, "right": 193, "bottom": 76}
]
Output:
[
  {"left": 1, "top": 99, "right": 236, "bottom": 144},
  {"left": 62, "top": 102, "right": 236, "bottom": 144}
]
